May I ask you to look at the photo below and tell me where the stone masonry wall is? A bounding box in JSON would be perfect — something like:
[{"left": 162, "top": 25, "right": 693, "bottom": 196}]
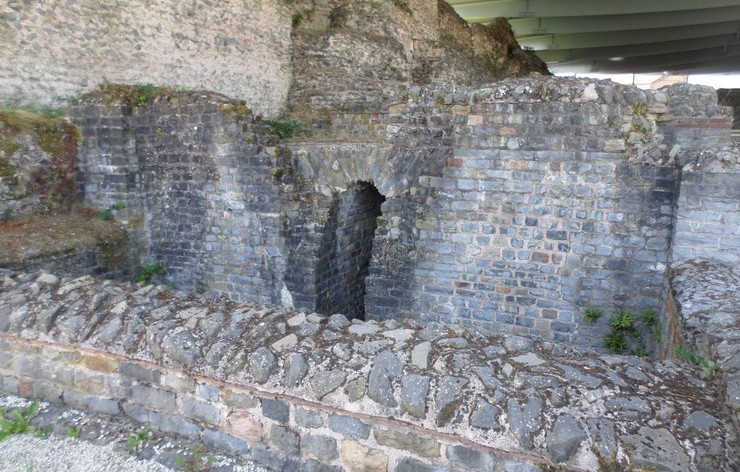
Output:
[
  {"left": 1, "top": 271, "right": 737, "bottom": 471},
  {"left": 657, "top": 84, "right": 739, "bottom": 264},
  {"left": 68, "top": 78, "right": 736, "bottom": 350},
  {"left": 71, "top": 91, "right": 287, "bottom": 304},
  {"left": 286, "top": 0, "right": 547, "bottom": 115},
  {"left": 0, "top": 0, "right": 292, "bottom": 117},
  {"left": 356, "top": 79, "right": 678, "bottom": 348}
]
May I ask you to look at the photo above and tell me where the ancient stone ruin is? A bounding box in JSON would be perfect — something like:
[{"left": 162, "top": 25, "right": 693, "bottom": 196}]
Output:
[{"left": 0, "top": 1, "right": 738, "bottom": 471}]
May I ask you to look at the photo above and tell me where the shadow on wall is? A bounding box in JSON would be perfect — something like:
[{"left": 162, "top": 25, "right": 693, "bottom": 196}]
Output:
[{"left": 316, "top": 181, "right": 386, "bottom": 320}]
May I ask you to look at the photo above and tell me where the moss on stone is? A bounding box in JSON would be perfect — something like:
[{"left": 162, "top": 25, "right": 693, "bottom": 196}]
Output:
[
  {"left": 0, "top": 157, "right": 15, "bottom": 178},
  {"left": 1, "top": 140, "right": 23, "bottom": 155},
  {"left": 219, "top": 102, "right": 253, "bottom": 120},
  {"left": 81, "top": 83, "right": 177, "bottom": 107},
  {"left": 0, "top": 214, "right": 128, "bottom": 269}
]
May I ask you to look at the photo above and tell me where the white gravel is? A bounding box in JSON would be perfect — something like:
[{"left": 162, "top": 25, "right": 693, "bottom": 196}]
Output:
[
  {"left": 0, "top": 435, "right": 174, "bottom": 472},
  {"left": 0, "top": 396, "right": 269, "bottom": 472},
  {"left": 0, "top": 435, "right": 270, "bottom": 472}
]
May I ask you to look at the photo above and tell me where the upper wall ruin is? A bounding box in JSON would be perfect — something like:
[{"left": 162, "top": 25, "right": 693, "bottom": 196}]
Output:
[
  {"left": 0, "top": 0, "right": 293, "bottom": 116},
  {"left": 0, "top": 0, "right": 546, "bottom": 118}
]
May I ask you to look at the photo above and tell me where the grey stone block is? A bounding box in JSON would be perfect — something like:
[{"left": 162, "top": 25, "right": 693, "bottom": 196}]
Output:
[
  {"left": 301, "top": 434, "right": 338, "bottom": 462},
  {"left": 295, "top": 407, "right": 323, "bottom": 428},
  {"left": 179, "top": 394, "right": 220, "bottom": 425},
  {"left": 131, "top": 384, "right": 176, "bottom": 412},
  {"left": 202, "top": 428, "right": 248, "bottom": 455},
  {"left": 328, "top": 414, "right": 370, "bottom": 440},
  {"left": 446, "top": 444, "right": 496, "bottom": 471},
  {"left": 400, "top": 374, "right": 430, "bottom": 418},
  {"left": 88, "top": 397, "right": 121, "bottom": 416},
  {"left": 471, "top": 399, "right": 500, "bottom": 430},
  {"left": 149, "top": 411, "right": 200, "bottom": 438},
  {"left": 310, "top": 370, "right": 347, "bottom": 400},
  {"left": 270, "top": 424, "right": 299, "bottom": 456},
  {"left": 395, "top": 457, "right": 452, "bottom": 472},
  {"left": 122, "top": 401, "right": 149, "bottom": 424},
  {"left": 119, "top": 362, "right": 160, "bottom": 384},
  {"left": 251, "top": 445, "right": 301, "bottom": 472},
  {"left": 368, "top": 350, "right": 403, "bottom": 407},
  {"left": 303, "top": 459, "right": 344, "bottom": 472},
  {"left": 546, "top": 415, "right": 587, "bottom": 463},
  {"left": 434, "top": 376, "right": 468, "bottom": 427},
  {"left": 507, "top": 391, "right": 542, "bottom": 449},
  {"left": 262, "top": 399, "right": 290, "bottom": 423},
  {"left": 249, "top": 347, "right": 277, "bottom": 383},
  {"left": 284, "top": 353, "right": 309, "bottom": 387}
]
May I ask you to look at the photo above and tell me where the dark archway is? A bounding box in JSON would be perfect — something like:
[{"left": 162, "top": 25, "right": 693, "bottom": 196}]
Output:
[{"left": 316, "top": 181, "right": 385, "bottom": 320}]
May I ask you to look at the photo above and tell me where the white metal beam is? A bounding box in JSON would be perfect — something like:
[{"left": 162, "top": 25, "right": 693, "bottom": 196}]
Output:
[
  {"left": 518, "top": 22, "right": 740, "bottom": 51},
  {"left": 447, "top": 0, "right": 740, "bottom": 19},
  {"left": 538, "top": 34, "right": 740, "bottom": 63},
  {"left": 550, "top": 45, "right": 740, "bottom": 74},
  {"left": 508, "top": 6, "right": 740, "bottom": 35}
]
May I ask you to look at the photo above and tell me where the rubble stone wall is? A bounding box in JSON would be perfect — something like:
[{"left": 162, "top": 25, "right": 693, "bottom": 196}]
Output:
[
  {"left": 0, "top": 0, "right": 292, "bottom": 117},
  {"left": 0, "top": 271, "right": 737, "bottom": 471}
]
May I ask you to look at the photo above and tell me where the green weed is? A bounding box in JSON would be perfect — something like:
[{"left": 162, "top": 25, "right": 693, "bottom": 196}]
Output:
[
  {"left": 610, "top": 310, "right": 635, "bottom": 331},
  {"left": 584, "top": 307, "right": 603, "bottom": 324},
  {"left": 98, "top": 202, "right": 126, "bottom": 221},
  {"left": 66, "top": 426, "right": 81, "bottom": 439},
  {"left": 1, "top": 140, "right": 23, "bottom": 154},
  {"left": 292, "top": 7, "right": 315, "bottom": 27},
  {"left": 392, "top": 0, "right": 411, "bottom": 13},
  {"left": 134, "top": 263, "right": 166, "bottom": 284},
  {"left": 0, "top": 400, "right": 40, "bottom": 441},
  {"left": 265, "top": 120, "right": 302, "bottom": 139},
  {"left": 127, "top": 428, "right": 150, "bottom": 456},
  {"left": 676, "top": 346, "right": 717, "bottom": 380},
  {"left": 604, "top": 332, "right": 628, "bottom": 354},
  {"left": 176, "top": 445, "right": 214, "bottom": 472}
]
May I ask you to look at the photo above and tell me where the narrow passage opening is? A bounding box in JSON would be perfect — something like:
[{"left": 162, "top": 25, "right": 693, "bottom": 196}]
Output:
[{"left": 316, "top": 181, "right": 385, "bottom": 320}]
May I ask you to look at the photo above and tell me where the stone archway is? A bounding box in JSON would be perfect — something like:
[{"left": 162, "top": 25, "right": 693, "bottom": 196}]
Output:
[{"left": 280, "top": 143, "right": 451, "bottom": 318}]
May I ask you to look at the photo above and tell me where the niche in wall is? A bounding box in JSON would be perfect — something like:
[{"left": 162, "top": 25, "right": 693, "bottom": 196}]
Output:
[{"left": 316, "top": 181, "right": 386, "bottom": 320}]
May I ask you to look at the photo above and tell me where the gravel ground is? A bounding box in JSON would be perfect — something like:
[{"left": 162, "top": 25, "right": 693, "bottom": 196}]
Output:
[
  {"left": 0, "top": 435, "right": 175, "bottom": 472},
  {"left": 0, "top": 395, "right": 269, "bottom": 472}
]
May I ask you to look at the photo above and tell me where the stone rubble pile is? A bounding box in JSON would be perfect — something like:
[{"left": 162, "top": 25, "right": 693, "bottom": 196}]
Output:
[{"left": 0, "top": 270, "right": 738, "bottom": 471}]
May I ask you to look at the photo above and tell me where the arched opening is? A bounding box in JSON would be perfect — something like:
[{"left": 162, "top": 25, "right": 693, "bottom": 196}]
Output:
[{"left": 316, "top": 181, "right": 385, "bottom": 320}]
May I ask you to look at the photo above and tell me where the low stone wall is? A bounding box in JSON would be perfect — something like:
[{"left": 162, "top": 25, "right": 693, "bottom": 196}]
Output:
[
  {"left": 1, "top": 270, "right": 737, "bottom": 471},
  {"left": 670, "top": 259, "right": 740, "bottom": 420}
]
